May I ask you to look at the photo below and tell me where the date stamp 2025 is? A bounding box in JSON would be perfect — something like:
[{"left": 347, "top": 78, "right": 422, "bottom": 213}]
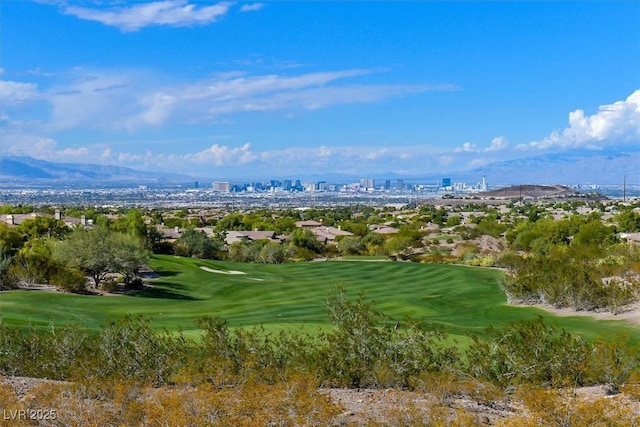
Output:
[{"left": 3, "top": 409, "right": 57, "bottom": 421}]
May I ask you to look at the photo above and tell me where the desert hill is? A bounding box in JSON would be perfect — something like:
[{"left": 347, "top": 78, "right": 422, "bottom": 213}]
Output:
[{"left": 478, "top": 184, "right": 604, "bottom": 200}]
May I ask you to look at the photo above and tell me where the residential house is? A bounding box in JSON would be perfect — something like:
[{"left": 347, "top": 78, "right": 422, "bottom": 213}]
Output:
[{"left": 225, "top": 230, "right": 279, "bottom": 245}]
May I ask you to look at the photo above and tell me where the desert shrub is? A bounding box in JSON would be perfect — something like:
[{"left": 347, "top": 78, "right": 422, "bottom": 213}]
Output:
[
  {"left": 500, "top": 251, "right": 636, "bottom": 312},
  {"left": 101, "top": 280, "right": 120, "bottom": 293},
  {"left": 0, "top": 255, "right": 18, "bottom": 290},
  {"left": 466, "top": 317, "right": 591, "bottom": 388},
  {"left": 88, "top": 316, "right": 190, "bottom": 386},
  {"left": 0, "top": 322, "right": 90, "bottom": 379},
  {"left": 49, "top": 266, "right": 88, "bottom": 293},
  {"left": 503, "top": 385, "right": 640, "bottom": 427},
  {"left": 456, "top": 225, "right": 482, "bottom": 240},
  {"left": 588, "top": 333, "right": 640, "bottom": 394},
  {"left": 313, "top": 289, "right": 455, "bottom": 388}
]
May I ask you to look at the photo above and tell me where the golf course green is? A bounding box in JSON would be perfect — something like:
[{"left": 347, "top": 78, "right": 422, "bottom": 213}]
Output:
[{"left": 1, "top": 255, "right": 638, "bottom": 343}]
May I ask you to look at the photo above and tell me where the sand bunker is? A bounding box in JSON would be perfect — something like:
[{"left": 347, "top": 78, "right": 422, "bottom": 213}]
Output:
[{"left": 200, "top": 266, "right": 246, "bottom": 275}]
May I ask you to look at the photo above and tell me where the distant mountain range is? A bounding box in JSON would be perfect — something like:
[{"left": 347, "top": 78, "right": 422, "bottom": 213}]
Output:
[
  {"left": 466, "top": 149, "right": 638, "bottom": 187},
  {"left": 0, "top": 156, "right": 192, "bottom": 183},
  {"left": 0, "top": 149, "right": 637, "bottom": 185}
]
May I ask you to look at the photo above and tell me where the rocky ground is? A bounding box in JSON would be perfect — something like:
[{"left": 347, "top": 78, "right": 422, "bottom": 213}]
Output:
[{"left": 3, "top": 375, "right": 638, "bottom": 426}]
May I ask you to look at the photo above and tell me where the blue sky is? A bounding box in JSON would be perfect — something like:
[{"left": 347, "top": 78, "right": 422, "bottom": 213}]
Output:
[{"left": 1, "top": 1, "right": 639, "bottom": 180}]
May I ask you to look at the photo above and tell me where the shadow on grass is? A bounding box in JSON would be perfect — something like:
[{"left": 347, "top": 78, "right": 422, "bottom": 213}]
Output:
[
  {"left": 154, "top": 270, "right": 180, "bottom": 278},
  {"left": 131, "top": 283, "right": 199, "bottom": 300}
]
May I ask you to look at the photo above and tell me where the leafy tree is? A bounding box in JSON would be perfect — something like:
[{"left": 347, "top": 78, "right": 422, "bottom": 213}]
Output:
[
  {"left": 216, "top": 213, "right": 246, "bottom": 232},
  {"left": 338, "top": 236, "right": 365, "bottom": 255},
  {"left": 337, "top": 221, "right": 368, "bottom": 237},
  {"left": 52, "top": 227, "right": 146, "bottom": 288},
  {"left": 175, "top": 228, "right": 219, "bottom": 259},
  {"left": 0, "top": 223, "right": 23, "bottom": 256},
  {"left": 53, "top": 227, "right": 114, "bottom": 288},
  {"left": 572, "top": 220, "right": 617, "bottom": 247},
  {"left": 16, "top": 216, "right": 68, "bottom": 240},
  {"left": 258, "top": 242, "right": 288, "bottom": 264},
  {"left": 49, "top": 265, "right": 88, "bottom": 293},
  {"left": 111, "top": 233, "right": 149, "bottom": 286},
  {"left": 112, "top": 209, "right": 148, "bottom": 241},
  {"left": 476, "top": 218, "right": 506, "bottom": 238},
  {"left": 362, "top": 232, "right": 385, "bottom": 255},
  {"left": 290, "top": 228, "right": 324, "bottom": 254},
  {"left": 0, "top": 254, "right": 18, "bottom": 290},
  {"left": 11, "top": 239, "right": 55, "bottom": 285},
  {"left": 617, "top": 209, "right": 640, "bottom": 232},
  {"left": 445, "top": 215, "right": 461, "bottom": 227}
]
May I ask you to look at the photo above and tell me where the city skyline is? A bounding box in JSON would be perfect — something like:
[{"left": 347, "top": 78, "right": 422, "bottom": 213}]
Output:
[{"left": 1, "top": 1, "right": 639, "bottom": 181}]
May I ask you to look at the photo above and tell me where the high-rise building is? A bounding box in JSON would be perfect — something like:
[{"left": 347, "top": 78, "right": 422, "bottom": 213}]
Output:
[
  {"left": 212, "top": 181, "right": 230, "bottom": 192},
  {"left": 384, "top": 179, "right": 391, "bottom": 190},
  {"left": 396, "top": 179, "right": 404, "bottom": 190},
  {"left": 360, "top": 178, "right": 374, "bottom": 190},
  {"left": 442, "top": 178, "right": 451, "bottom": 187}
]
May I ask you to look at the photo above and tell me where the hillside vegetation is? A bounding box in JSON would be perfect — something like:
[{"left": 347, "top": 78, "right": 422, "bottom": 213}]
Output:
[{"left": 1, "top": 200, "right": 640, "bottom": 424}]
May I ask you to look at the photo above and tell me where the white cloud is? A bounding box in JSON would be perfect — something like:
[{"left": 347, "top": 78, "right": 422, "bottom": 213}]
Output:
[
  {"left": 438, "top": 156, "right": 454, "bottom": 166},
  {"left": 317, "top": 146, "right": 335, "bottom": 157},
  {"left": 63, "top": 1, "right": 232, "bottom": 32},
  {"left": 1, "top": 66, "right": 456, "bottom": 133},
  {"left": 183, "top": 142, "right": 258, "bottom": 166},
  {"left": 454, "top": 136, "right": 508, "bottom": 154},
  {"left": 0, "top": 80, "right": 39, "bottom": 104},
  {"left": 486, "top": 136, "right": 508, "bottom": 152},
  {"left": 240, "top": 3, "right": 264, "bottom": 12},
  {"left": 454, "top": 142, "right": 476, "bottom": 153},
  {"left": 128, "top": 69, "right": 451, "bottom": 127},
  {"left": 137, "top": 92, "right": 176, "bottom": 126},
  {"left": 364, "top": 148, "right": 389, "bottom": 160},
  {"left": 518, "top": 89, "right": 640, "bottom": 150},
  {"left": 46, "top": 70, "right": 137, "bottom": 130},
  {"left": 469, "top": 158, "right": 491, "bottom": 167}
]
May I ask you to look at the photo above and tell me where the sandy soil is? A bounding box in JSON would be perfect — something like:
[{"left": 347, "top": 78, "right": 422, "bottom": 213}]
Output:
[
  {"left": 2, "top": 380, "right": 638, "bottom": 426},
  {"left": 199, "top": 266, "right": 245, "bottom": 275},
  {"left": 511, "top": 301, "right": 640, "bottom": 326}
]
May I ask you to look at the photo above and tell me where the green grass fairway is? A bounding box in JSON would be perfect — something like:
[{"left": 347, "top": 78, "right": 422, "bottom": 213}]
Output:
[{"left": 1, "top": 255, "right": 639, "bottom": 344}]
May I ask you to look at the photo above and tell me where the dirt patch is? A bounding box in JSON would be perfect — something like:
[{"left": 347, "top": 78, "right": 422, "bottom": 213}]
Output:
[
  {"left": 322, "top": 386, "right": 639, "bottom": 425},
  {"left": 13, "top": 283, "right": 61, "bottom": 293},
  {"left": 322, "top": 388, "right": 519, "bottom": 425},
  {"left": 510, "top": 301, "right": 640, "bottom": 326},
  {"left": 0, "top": 376, "right": 71, "bottom": 400}
]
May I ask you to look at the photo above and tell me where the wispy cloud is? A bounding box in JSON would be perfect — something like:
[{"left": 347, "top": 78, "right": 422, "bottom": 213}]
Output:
[
  {"left": 1, "top": 65, "right": 458, "bottom": 174},
  {"left": 63, "top": 1, "right": 232, "bottom": 32},
  {"left": 83, "top": 68, "right": 452, "bottom": 129},
  {"left": 0, "top": 66, "right": 457, "bottom": 132},
  {"left": 518, "top": 89, "right": 640, "bottom": 150},
  {"left": 453, "top": 136, "right": 509, "bottom": 154},
  {"left": 182, "top": 142, "right": 258, "bottom": 166},
  {"left": 240, "top": 3, "right": 264, "bottom": 13},
  {"left": 0, "top": 80, "right": 39, "bottom": 104}
]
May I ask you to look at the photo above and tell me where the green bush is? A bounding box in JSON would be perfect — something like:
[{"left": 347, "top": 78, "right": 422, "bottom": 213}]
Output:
[
  {"left": 466, "top": 317, "right": 591, "bottom": 388},
  {"left": 49, "top": 266, "right": 88, "bottom": 293}
]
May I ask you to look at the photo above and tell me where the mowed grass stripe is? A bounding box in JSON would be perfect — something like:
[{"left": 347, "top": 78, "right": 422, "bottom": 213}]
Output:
[{"left": 0, "top": 255, "right": 639, "bottom": 344}]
